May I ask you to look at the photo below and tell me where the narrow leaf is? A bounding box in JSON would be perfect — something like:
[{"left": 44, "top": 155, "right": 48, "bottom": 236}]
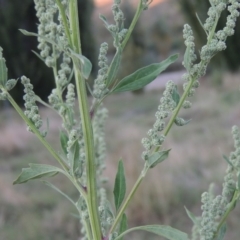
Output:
[
  {"left": 32, "top": 50, "right": 45, "bottom": 62},
  {"left": 148, "top": 149, "right": 171, "bottom": 169},
  {"left": 99, "top": 14, "right": 109, "bottom": 28},
  {"left": 4, "top": 79, "right": 18, "bottom": 91},
  {"left": 184, "top": 206, "right": 200, "bottom": 227},
  {"left": 171, "top": 85, "right": 180, "bottom": 106},
  {"left": 223, "top": 154, "right": 234, "bottom": 168},
  {"left": 107, "top": 48, "right": 122, "bottom": 86},
  {"left": 68, "top": 139, "right": 80, "bottom": 176},
  {"left": 0, "top": 47, "right": 8, "bottom": 86},
  {"left": 13, "top": 164, "right": 62, "bottom": 184},
  {"left": 42, "top": 180, "right": 76, "bottom": 206},
  {"left": 19, "top": 29, "right": 57, "bottom": 47},
  {"left": 115, "top": 225, "right": 189, "bottom": 240},
  {"left": 196, "top": 13, "right": 204, "bottom": 29},
  {"left": 216, "top": 223, "right": 227, "bottom": 240},
  {"left": 60, "top": 131, "right": 69, "bottom": 155},
  {"left": 119, "top": 214, "right": 128, "bottom": 240},
  {"left": 112, "top": 54, "right": 178, "bottom": 93},
  {"left": 105, "top": 200, "right": 115, "bottom": 219},
  {"left": 113, "top": 159, "right": 126, "bottom": 211},
  {"left": 69, "top": 49, "right": 92, "bottom": 79}
]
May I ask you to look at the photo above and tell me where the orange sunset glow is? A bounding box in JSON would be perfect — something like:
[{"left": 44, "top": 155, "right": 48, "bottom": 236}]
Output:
[{"left": 95, "top": 0, "right": 165, "bottom": 7}]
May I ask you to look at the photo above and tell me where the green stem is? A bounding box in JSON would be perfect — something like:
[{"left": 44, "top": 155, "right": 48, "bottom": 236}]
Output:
[
  {"left": 163, "top": 76, "right": 195, "bottom": 137},
  {"left": 121, "top": 0, "right": 143, "bottom": 50},
  {"left": 109, "top": 165, "right": 148, "bottom": 235},
  {"left": 69, "top": 1, "right": 102, "bottom": 239},
  {"left": 121, "top": 1, "right": 144, "bottom": 49},
  {"left": 55, "top": 0, "right": 73, "bottom": 47},
  {"left": 6, "top": 91, "right": 69, "bottom": 172},
  {"left": 214, "top": 190, "right": 239, "bottom": 238}
]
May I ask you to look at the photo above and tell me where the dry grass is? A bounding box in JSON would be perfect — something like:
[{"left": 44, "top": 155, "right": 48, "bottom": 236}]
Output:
[{"left": 0, "top": 72, "right": 240, "bottom": 239}]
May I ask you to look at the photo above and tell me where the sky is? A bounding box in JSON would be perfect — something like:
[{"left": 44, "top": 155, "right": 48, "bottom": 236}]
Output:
[{"left": 94, "top": 0, "right": 165, "bottom": 7}]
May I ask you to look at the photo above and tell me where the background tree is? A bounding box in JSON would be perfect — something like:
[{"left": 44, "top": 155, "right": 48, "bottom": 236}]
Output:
[
  {"left": 0, "top": 0, "right": 97, "bottom": 104},
  {"left": 179, "top": 0, "right": 240, "bottom": 72}
]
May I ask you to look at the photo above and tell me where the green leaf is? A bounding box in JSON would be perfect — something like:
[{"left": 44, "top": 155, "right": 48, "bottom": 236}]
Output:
[
  {"left": 13, "top": 164, "right": 62, "bottom": 184},
  {"left": 119, "top": 213, "right": 128, "bottom": 240},
  {"left": 99, "top": 14, "right": 109, "bottom": 28},
  {"left": 238, "top": 173, "right": 240, "bottom": 190},
  {"left": 174, "top": 117, "right": 192, "bottom": 127},
  {"left": 0, "top": 47, "right": 8, "bottom": 86},
  {"left": 42, "top": 180, "right": 76, "bottom": 206},
  {"left": 107, "top": 48, "right": 122, "bottom": 86},
  {"left": 32, "top": 50, "right": 45, "bottom": 62},
  {"left": 183, "top": 44, "right": 191, "bottom": 72},
  {"left": 115, "top": 225, "right": 189, "bottom": 240},
  {"left": 223, "top": 154, "right": 234, "bottom": 168},
  {"left": 216, "top": 223, "right": 227, "bottom": 240},
  {"left": 60, "top": 131, "right": 69, "bottom": 155},
  {"left": 184, "top": 206, "right": 200, "bottom": 227},
  {"left": 112, "top": 54, "right": 178, "bottom": 93},
  {"left": 69, "top": 49, "right": 92, "bottom": 79},
  {"left": 19, "top": 29, "right": 58, "bottom": 47},
  {"left": 4, "top": 79, "right": 18, "bottom": 91},
  {"left": 113, "top": 159, "right": 126, "bottom": 211},
  {"left": 171, "top": 85, "right": 180, "bottom": 106},
  {"left": 68, "top": 139, "right": 80, "bottom": 176},
  {"left": 147, "top": 149, "right": 171, "bottom": 169}
]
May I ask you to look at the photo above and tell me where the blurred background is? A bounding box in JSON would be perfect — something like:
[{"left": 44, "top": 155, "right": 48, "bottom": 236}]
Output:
[{"left": 1, "top": 0, "right": 240, "bottom": 239}]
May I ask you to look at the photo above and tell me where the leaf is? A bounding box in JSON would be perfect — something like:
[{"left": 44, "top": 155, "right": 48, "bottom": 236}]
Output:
[
  {"left": 4, "top": 79, "right": 17, "bottom": 91},
  {"left": 147, "top": 149, "right": 171, "bottom": 169},
  {"left": 174, "top": 117, "right": 192, "bottom": 127},
  {"left": 99, "top": 14, "right": 109, "bottom": 28},
  {"left": 42, "top": 180, "right": 76, "bottom": 206},
  {"left": 105, "top": 200, "right": 115, "bottom": 219},
  {"left": 69, "top": 49, "right": 92, "bottom": 79},
  {"left": 119, "top": 214, "right": 128, "bottom": 240},
  {"left": 113, "top": 159, "right": 126, "bottom": 211},
  {"left": 0, "top": 47, "right": 8, "bottom": 86},
  {"left": 32, "top": 50, "right": 45, "bottom": 62},
  {"left": 222, "top": 154, "right": 234, "bottom": 168},
  {"left": 68, "top": 139, "right": 80, "bottom": 176},
  {"left": 184, "top": 206, "right": 200, "bottom": 227},
  {"left": 13, "top": 164, "right": 62, "bottom": 184},
  {"left": 216, "top": 223, "right": 227, "bottom": 240},
  {"left": 60, "top": 131, "right": 69, "bottom": 155},
  {"left": 19, "top": 29, "right": 57, "bottom": 47},
  {"left": 115, "top": 225, "right": 189, "bottom": 240},
  {"left": 112, "top": 54, "right": 178, "bottom": 93},
  {"left": 107, "top": 48, "right": 122, "bottom": 86},
  {"left": 196, "top": 13, "right": 204, "bottom": 29},
  {"left": 171, "top": 85, "right": 180, "bottom": 106}
]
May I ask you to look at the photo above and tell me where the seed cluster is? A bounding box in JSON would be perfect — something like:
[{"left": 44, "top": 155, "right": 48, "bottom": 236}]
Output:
[
  {"left": 21, "top": 76, "right": 46, "bottom": 137},
  {"left": 93, "top": 43, "right": 110, "bottom": 99},
  {"left": 142, "top": 81, "right": 178, "bottom": 161}
]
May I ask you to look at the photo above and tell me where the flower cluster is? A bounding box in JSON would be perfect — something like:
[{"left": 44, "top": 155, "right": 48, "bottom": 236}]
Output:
[
  {"left": 182, "top": 24, "right": 197, "bottom": 72},
  {"left": 195, "top": 126, "right": 240, "bottom": 240},
  {"left": 108, "top": 0, "right": 128, "bottom": 47},
  {"left": 201, "top": 0, "right": 240, "bottom": 63},
  {"left": 21, "top": 76, "right": 46, "bottom": 137},
  {"left": 34, "top": 0, "right": 69, "bottom": 67},
  {"left": 93, "top": 43, "right": 110, "bottom": 99},
  {"left": 93, "top": 106, "right": 108, "bottom": 181},
  {"left": 141, "top": 81, "right": 178, "bottom": 160}
]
